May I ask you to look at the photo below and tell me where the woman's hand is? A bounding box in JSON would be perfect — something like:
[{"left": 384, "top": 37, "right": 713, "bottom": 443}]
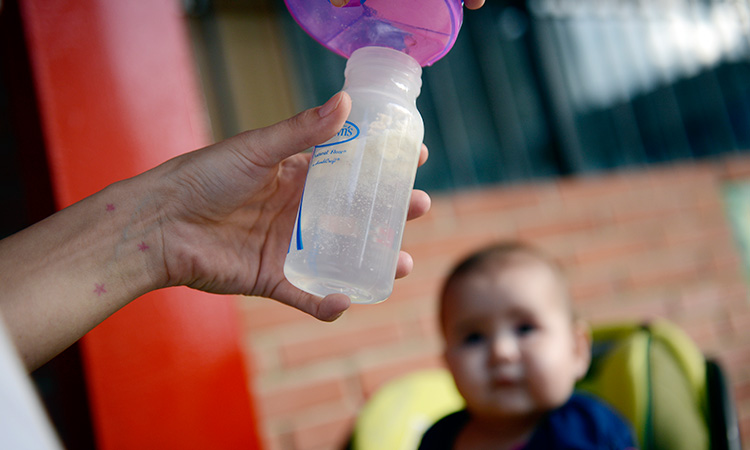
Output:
[{"left": 152, "top": 92, "right": 430, "bottom": 321}]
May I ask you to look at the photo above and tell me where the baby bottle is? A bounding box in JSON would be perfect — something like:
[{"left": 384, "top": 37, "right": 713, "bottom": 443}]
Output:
[
  {"left": 283, "top": 0, "right": 463, "bottom": 303},
  {"left": 284, "top": 47, "right": 423, "bottom": 303}
]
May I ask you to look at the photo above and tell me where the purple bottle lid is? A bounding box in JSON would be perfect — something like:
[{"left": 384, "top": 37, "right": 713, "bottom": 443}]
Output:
[{"left": 284, "top": 0, "right": 464, "bottom": 67}]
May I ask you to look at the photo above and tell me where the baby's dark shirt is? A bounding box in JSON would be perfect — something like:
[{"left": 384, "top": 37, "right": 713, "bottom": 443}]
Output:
[{"left": 417, "top": 393, "right": 637, "bottom": 450}]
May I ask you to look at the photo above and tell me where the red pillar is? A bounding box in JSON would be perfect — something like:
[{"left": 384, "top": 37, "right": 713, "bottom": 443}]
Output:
[{"left": 18, "top": 1, "right": 262, "bottom": 448}]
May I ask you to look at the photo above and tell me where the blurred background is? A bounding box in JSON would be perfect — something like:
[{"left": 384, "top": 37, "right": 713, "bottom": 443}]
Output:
[{"left": 2, "top": 0, "right": 750, "bottom": 449}]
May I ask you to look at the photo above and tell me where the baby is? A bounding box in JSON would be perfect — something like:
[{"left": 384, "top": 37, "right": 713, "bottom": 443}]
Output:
[{"left": 418, "top": 242, "right": 636, "bottom": 450}]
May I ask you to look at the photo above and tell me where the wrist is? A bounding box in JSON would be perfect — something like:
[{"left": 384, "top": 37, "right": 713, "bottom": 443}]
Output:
[
  {"left": 100, "top": 172, "right": 171, "bottom": 295},
  {"left": 0, "top": 170, "right": 170, "bottom": 368}
]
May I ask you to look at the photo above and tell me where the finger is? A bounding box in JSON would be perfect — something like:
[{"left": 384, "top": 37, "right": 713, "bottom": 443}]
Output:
[
  {"left": 464, "top": 0, "right": 485, "bottom": 9},
  {"left": 395, "top": 251, "right": 414, "bottom": 279},
  {"left": 274, "top": 285, "right": 351, "bottom": 322},
  {"left": 330, "top": 0, "right": 349, "bottom": 6},
  {"left": 317, "top": 293, "right": 351, "bottom": 321},
  {"left": 234, "top": 92, "right": 352, "bottom": 168},
  {"left": 418, "top": 143, "right": 429, "bottom": 167},
  {"left": 407, "top": 189, "right": 431, "bottom": 221}
]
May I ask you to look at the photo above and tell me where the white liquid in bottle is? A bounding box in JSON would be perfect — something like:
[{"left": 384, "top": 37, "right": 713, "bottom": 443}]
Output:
[{"left": 284, "top": 47, "right": 424, "bottom": 304}]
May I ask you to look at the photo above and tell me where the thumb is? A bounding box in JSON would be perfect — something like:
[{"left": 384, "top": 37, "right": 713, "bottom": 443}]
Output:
[{"left": 235, "top": 92, "right": 351, "bottom": 168}]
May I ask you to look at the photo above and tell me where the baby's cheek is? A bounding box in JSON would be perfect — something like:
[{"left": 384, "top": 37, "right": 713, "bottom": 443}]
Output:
[
  {"left": 447, "top": 352, "right": 483, "bottom": 390},
  {"left": 527, "top": 372, "right": 572, "bottom": 410},
  {"left": 527, "top": 354, "right": 577, "bottom": 408}
]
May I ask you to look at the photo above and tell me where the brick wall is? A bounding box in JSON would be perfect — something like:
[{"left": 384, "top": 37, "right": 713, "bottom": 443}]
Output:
[{"left": 238, "top": 157, "right": 750, "bottom": 450}]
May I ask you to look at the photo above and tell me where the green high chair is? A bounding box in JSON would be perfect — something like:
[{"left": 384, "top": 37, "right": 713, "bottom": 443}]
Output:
[{"left": 346, "top": 319, "right": 741, "bottom": 450}]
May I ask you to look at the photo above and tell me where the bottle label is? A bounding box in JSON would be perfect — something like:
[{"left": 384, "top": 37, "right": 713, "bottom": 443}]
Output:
[
  {"left": 310, "top": 120, "right": 359, "bottom": 167},
  {"left": 289, "top": 120, "right": 361, "bottom": 252}
]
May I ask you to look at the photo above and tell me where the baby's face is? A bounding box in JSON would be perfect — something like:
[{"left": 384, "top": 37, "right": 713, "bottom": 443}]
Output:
[{"left": 442, "top": 259, "right": 589, "bottom": 421}]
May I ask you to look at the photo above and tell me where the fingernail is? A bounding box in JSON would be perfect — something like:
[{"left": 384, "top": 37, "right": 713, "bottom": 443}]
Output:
[
  {"left": 330, "top": 0, "right": 348, "bottom": 6},
  {"left": 318, "top": 92, "right": 342, "bottom": 118}
]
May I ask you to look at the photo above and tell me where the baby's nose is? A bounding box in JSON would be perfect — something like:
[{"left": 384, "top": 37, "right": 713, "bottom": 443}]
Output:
[{"left": 490, "top": 333, "right": 520, "bottom": 363}]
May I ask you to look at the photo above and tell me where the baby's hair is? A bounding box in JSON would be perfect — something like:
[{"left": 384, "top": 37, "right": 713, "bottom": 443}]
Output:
[
  {"left": 439, "top": 241, "right": 572, "bottom": 324},
  {"left": 441, "top": 241, "right": 563, "bottom": 293}
]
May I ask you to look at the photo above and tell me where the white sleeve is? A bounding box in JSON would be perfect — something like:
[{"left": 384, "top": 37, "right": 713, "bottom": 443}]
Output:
[{"left": 0, "top": 312, "right": 64, "bottom": 449}]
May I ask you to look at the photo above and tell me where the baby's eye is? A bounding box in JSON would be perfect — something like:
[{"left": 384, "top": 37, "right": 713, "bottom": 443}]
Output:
[
  {"left": 462, "top": 332, "right": 484, "bottom": 346},
  {"left": 516, "top": 323, "right": 536, "bottom": 336}
]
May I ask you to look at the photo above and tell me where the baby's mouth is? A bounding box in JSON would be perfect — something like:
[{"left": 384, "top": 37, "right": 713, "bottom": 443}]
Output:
[
  {"left": 491, "top": 372, "right": 522, "bottom": 387},
  {"left": 489, "top": 364, "right": 523, "bottom": 386},
  {"left": 492, "top": 380, "right": 518, "bottom": 390}
]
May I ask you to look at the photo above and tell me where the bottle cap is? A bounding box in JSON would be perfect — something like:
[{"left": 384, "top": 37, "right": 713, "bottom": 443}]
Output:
[{"left": 284, "top": 0, "right": 463, "bottom": 67}]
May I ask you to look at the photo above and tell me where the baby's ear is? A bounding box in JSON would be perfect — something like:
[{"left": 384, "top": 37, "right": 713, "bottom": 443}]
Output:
[{"left": 572, "top": 320, "right": 592, "bottom": 380}]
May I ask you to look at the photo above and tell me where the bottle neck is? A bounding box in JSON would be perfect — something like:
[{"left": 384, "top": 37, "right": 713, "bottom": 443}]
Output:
[{"left": 343, "top": 47, "right": 422, "bottom": 101}]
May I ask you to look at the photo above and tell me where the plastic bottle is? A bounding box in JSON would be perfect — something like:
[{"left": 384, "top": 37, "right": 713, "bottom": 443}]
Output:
[
  {"left": 284, "top": 46, "right": 424, "bottom": 303},
  {"left": 282, "top": 0, "right": 463, "bottom": 303}
]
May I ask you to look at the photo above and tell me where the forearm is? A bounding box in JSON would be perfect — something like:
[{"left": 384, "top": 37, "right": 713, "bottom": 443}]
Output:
[{"left": 0, "top": 171, "right": 167, "bottom": 370}]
